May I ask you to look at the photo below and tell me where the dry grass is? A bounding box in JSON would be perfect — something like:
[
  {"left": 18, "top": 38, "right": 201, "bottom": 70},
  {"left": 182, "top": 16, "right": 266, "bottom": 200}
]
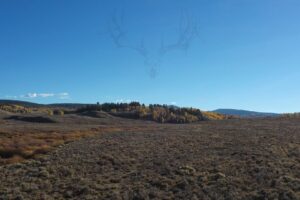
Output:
[
  {"left": 202, "top": 111, "right": 230, "bottom": 120},
  {"left": 0, "top": 104, "right": 31, "bottom": 113},
  {"left": 0, "top": 110, "right": 144, "bottom": 165},
  {"left": 0, "top": 127, "right": 122, "bottom": 165}
]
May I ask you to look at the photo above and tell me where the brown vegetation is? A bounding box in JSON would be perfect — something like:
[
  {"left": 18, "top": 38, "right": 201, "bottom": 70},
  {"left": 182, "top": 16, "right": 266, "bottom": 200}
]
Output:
[
  {"left": 0, "top": 112, "right": 125, "bottom": 165},
  {"left": 0, "top": 130, "right": 92, "bottom": 165},
  {"left": 0, "top": 115, "right": 299, "bottom": 199},
  {"left": 202, "top": 111, "right": 232, "bottom": 120},
  {"left": 0, "top": 104, "right": 31, "bottom": 113},
  {"left": 0, "top": 102, "right": 298, "bottom": 199}
]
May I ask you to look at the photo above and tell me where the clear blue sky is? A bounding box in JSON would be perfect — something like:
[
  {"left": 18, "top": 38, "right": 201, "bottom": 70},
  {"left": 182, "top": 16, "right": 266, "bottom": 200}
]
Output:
[{"left": 1, "top": 0, "right": 300, "bottom": 113}]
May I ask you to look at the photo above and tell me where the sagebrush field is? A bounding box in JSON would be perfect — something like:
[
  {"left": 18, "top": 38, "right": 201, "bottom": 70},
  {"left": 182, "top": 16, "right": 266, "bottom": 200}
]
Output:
[{"left": 0, "top": 106, "right": 299, "bottom": 200}]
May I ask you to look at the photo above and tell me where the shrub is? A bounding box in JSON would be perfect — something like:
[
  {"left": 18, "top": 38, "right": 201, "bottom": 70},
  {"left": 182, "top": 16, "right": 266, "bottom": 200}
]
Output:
[
  {"left": 138, "top": 108, "right": 147, "bottom": 118},
  {"left": 0, "top": 104, "right": 31, "bottom": 113},
  {"left": 110, "top": 108, "right": 117, "bottom": 113},
  {"left": 53, "top": 109, "right": 64, "bottom": 116},
  {"left": 47, "top": 110, "right": 53, "bottom": 116}
]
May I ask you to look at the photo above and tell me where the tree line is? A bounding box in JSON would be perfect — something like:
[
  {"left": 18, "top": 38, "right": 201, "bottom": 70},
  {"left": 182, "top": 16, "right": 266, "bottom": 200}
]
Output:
[{"left": 76, "top": 102, "right": 208, "bottom": 123}]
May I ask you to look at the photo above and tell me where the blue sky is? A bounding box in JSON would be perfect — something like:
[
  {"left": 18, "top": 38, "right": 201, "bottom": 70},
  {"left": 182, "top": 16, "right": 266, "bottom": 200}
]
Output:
[{"left": 0, "top": 0, "right": 300, "bottom": 113}]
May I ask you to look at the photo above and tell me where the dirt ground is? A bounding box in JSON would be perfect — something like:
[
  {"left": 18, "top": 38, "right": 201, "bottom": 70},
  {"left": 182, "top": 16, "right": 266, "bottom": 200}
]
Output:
[{"left": 0, "top": 113, "right": 299, "bottom": 200}]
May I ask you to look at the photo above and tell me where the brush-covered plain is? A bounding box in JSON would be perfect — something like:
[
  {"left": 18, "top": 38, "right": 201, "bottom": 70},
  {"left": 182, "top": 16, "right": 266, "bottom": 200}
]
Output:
[{"left": 0, "top": 111, "right": 299, "bottom": 200}]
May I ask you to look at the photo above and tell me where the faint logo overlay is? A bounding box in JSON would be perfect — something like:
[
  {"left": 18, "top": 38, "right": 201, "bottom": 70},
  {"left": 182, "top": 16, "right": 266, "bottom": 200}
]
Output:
[{"left": 108, "top": 11, "right": 199, "bottom": 78}]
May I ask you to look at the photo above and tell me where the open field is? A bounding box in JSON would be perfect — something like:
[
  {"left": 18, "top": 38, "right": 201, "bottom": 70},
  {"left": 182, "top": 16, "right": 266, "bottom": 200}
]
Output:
[
  {"left": 0, "top": 112, "right": 299, "bottom": 199},
  {"left": 0, "top": 112, "right": 151, "bottom": 165}
]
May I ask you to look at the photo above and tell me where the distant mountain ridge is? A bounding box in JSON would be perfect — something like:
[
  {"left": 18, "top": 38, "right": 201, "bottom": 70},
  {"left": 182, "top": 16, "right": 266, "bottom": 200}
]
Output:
[
  {"left": 213, "top": 109, "right": 280, "bottom": 118},
  {"left": 0, "top": 100, "right": 88, "bottom": 109}
]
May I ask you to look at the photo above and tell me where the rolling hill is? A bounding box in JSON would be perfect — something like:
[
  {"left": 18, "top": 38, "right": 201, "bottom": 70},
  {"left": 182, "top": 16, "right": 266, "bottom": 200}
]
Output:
[
  {"left": 213, "top": 109, "right": 280, "bottom": 118},
  {"left": 0, "top": 100, "right": 43, "bottom": 107}
]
